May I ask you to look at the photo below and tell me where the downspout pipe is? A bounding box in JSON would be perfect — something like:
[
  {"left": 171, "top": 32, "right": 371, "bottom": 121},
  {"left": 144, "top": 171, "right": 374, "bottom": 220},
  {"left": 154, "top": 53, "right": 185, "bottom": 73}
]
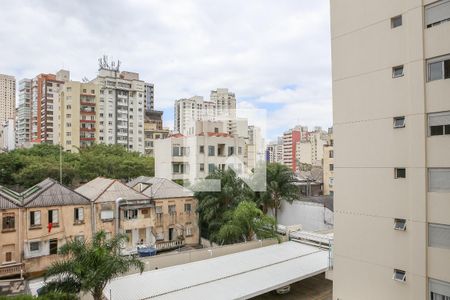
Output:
[{"left": 115, "top": 197, "right": 124, "bottom": 235}]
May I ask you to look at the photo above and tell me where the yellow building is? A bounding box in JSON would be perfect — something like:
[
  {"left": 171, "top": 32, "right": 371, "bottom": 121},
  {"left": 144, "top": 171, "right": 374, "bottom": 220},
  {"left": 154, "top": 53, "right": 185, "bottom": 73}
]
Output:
[
  {"left": 322, "top": 130, "right": 334, "bottom": 196},
  {"left": 0, "top": 178, "right": 92, "bottom": 278},
  {"left": 60, "top": 81, "right": 99, "bottom": 152}
]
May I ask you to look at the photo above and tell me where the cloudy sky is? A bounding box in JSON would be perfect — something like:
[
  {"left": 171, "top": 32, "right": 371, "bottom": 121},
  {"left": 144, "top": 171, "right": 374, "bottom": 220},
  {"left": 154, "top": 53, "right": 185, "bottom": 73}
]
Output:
[{"left": 0, "top": 0, "right": 332, "bottom": 141}]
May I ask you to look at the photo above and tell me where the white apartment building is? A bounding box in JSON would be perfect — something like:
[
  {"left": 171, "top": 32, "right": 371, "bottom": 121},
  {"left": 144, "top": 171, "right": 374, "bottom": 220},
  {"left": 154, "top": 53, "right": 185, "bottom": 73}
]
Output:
[
  {"left": 174, "top": 88, "right": 237, "bottom": 136},
  {"left": 332, "top": 1, "right": 450, "bottom": 299},
  {"left": 0, "top": 74, "right": 16, "bottom": 128},
  {"left": 93, "top": 68, "right": 145, "bottom": 153},
  {"left": 0, "top": 119, "right": 15, "bottom": 152},
  {"left": 16, "top": 79, "right": 32, "bottom": 147},
  {"left": 155, "top": 120, "right": 247, "bottom": 184}
]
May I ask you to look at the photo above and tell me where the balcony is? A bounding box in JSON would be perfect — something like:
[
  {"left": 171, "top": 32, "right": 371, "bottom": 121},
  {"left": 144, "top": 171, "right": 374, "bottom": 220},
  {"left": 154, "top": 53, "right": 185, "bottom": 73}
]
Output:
[
  {"left": 80, "top": 127, "right": 95, "bottom": 132},
  {"left": 80, "top": 101, "right": 95, "bottom": 106},
  {"left": 80, "top": 110, "right": 96, "bottom": 115},
  {"left": 155, "top": 240, "right": 185, "bottom": 252},
  {"left": 80, "top": 137, "right": 95, "bottom": 141},
  {"left": 80, "top": 119, "right": 95, "bottom": 123},
  {"left": 0, "top": 263, "right": 23, "bottom": 279}
]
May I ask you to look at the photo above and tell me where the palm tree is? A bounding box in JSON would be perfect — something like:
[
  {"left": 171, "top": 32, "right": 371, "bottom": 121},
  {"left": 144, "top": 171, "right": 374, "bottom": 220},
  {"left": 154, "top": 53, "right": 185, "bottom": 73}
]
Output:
[
  {"left": 43, "top": 231, "right": 144, "bottom": 300},
  {"left": 259, "top": 163, "right": 298, "bottom": 221},
  {"left": 217, "top": 201, "right": 278, "bottom": 244},
  {"left": 195, "top": 168, "right": 253, "bottom": 242}
]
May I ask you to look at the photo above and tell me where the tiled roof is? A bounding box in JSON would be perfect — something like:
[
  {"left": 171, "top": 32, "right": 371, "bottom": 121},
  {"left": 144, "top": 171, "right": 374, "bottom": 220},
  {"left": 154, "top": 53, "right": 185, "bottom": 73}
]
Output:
[
  {"left": 0, "top": 193, "right": 20, "bottom": 209},
  {"left": 127, "top": 176, "right": 194, "bottom": 199},
  {"left": 23, "top": 178, "right": 90, "bottom": 208},
  {"left": 0, "top": 178, "right": 90, "bottom": 208},
  {"left": 76, "top": 177, "right": 150, "bottom": 203}
]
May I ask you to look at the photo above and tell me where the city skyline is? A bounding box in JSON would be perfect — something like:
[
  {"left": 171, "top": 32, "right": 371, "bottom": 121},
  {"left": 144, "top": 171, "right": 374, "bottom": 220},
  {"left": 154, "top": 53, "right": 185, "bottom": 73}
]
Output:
[{"left": 0, "top": 0, "right": 332, "bottom": 140}]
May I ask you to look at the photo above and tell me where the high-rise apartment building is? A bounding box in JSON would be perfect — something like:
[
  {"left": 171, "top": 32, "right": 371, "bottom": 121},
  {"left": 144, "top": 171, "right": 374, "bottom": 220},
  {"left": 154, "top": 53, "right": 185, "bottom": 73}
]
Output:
[
  {"left": 144, "top": 110, "right": 169, "bottom": 157},
  {"left": 16, "top": 79, "right": 32, "bottom": 147},
  {"left": 31, "top": 70, "right": 69, "bottom": 144},
  {"left": 282, "top": 126, "right": 308, "bottom": 171},
  {"left": 331, "top": 1, "right": 450, "bottom": 299},
  {"left": 322, "top": 129, "right": 334, "bottom": 196},
  {"left": 174, "top": 88, "right": 237, "bottom": 136},
  {"left": 93, "top": 68, "right": 145, "bottom": 153},
  {"left": 296, "top": 128, "right": 327, "bottom": 167},
  {"left": 144, "top": 82, "right": 154, "bottom": 112},
  {"left": 60, "top": 81, "right": 99, "bottom": 151},
  {"left": 0, "top": 74, "right": 16, "bottom": 126}
]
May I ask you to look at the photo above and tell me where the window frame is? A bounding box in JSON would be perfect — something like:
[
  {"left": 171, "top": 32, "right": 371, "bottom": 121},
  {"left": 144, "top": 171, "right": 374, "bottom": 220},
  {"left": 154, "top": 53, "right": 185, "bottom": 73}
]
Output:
[
  {"left": 394, "top": 218, "right": 407, "bottom": 231},
  {"left": 393, "top": 116, "right": 406, "bottom": 128},
  {"left": 393, "top": 269, "right": 407, "bottom": 282},
  {"left": 391, "top": 15, "right": 403, "bottom": 28},
  {"left": 395, "top": 168, "right": 406, "bottom": 179},
  {"left": 392, "top": 65, "right": 404, "bottom": 78}
]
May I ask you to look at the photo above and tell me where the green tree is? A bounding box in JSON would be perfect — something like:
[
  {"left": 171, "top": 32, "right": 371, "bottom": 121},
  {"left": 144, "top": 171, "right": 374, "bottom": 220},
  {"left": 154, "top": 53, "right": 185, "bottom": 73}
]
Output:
[
  {"left": 258, "top": 163, "right": 298, "bottom": 221},
  {"left": 217, "top": 201, "right": 278, "bottom": 244},
  {"left": 195, "top": 168, "right": 253, "bottom": 242},
  {"left": 43, "top": 231, "right": 144, "bottom": 300}
]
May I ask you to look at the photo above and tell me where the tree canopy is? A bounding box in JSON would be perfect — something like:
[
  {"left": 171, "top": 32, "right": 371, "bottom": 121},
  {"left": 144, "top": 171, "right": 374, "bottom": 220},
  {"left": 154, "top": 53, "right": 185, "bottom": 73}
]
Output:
[
  {"left": 0, "top": 144, "right": 154, "bottom": 189},
  {"left": 195, "top": 163, "right": 298, "bottom": 244}
]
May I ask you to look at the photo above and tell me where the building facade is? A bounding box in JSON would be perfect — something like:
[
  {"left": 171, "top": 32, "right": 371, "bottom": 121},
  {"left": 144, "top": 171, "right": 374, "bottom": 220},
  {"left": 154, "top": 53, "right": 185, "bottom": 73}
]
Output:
[
  {"left": 282, "top": 127, "right": 304, "bottom": 171},
  {"left": 155, "top": 121, "right": 247, "bottom": 183},
  {"left": 322, "top": 129, "right": 334, "bottom": 196},
  {"left": 332, "top": 0, "right": 450, "bottom": 299},
  {"left": 0, "top": 178, "right": 92, "bottom": 278},
  {"left": 16, "top": 79, "right": 32, "bottom": 147},
  {"left": 93, "top": 68, "right": 145, "bottom": 153},
  {"left": 59, "top": 81, "right": 99, "bottom": 151},
  {"left": 0, "top": 119, "right": 16, "bottom": 152},
  {"left": 144, "top": 82, "right": 154, "bottom": 112},
  {"left": 144, "top": 110, "right": 169, "bottom": 157},
  {"left": 31, "top": 70, "right": 69, "bottom": 144},
  {"left": 0, "top": 74, "right": 16, "bottom": 127}
]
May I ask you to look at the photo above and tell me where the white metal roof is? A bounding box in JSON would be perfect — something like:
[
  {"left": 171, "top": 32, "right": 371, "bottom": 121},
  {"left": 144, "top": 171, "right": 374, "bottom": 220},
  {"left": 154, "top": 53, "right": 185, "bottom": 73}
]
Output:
[{"left": 104, "top": 241, "right": 329, "bottom": 300}]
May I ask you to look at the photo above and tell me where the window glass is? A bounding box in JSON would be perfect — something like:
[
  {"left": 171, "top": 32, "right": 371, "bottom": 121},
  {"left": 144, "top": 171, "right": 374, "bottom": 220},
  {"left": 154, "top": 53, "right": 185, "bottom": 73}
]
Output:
[{"left": 429, "top": 61, "right": 443, "bottom": 81}]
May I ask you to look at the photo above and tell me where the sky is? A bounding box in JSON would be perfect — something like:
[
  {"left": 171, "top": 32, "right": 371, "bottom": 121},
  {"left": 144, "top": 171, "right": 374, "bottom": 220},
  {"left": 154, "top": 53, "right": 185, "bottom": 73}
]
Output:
[{"left": 0, "top": 0, "right": 332, "bottom": 141}]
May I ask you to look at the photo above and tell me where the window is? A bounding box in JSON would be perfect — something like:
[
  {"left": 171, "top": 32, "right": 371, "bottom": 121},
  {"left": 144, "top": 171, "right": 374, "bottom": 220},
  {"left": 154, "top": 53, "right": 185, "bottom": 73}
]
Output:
[
  {"left": 393, "top": 116, "right": 405, "bottom": 128},
  {"left": 393, "top": 269, "right": 406, "bottom": 282},
  {"left": 184, "top": 203, "right": 192, "bottom": 213},
  {"left": 208, "top": 146, "right": 215, "bottom": 156},
  {"left": 208, "top": 163, "right": 216, "bottom": 174},
  {"left": 392, "top": 65, "right": 404, "bottom": 78},
  {"left": 185, "top": 223, "right": 193, "bottom": 236},
  {"left": 200, "top": 163, "right": 205, "bottom": 172},
  {"left": 430, "top": 278, "right": 450, "bottom": 300},
  {"left": 238, "top": 147, "right": 242, "bottom": 155},
  {"left": 48, "top": 209, "right": 59, "bottom": 225},
  {"left": 394, "top": 218, "right": 406, "bottom": 231},
  {"left": 173, "top": 163, "right": 186, "bottom": 174},
  {"left": 329, "top": 150, "right": 334, "bottom": 158},
  {"left": 199, "top": 145, "right": 204, "bottom": 154},
  {"left": 168, "top": 205, "right": 176, "bottom": 215},
  {"left": 124, "top": 209, "right": 138, "bottom": 220},
  {"left": 427, "top": 55, "right": 450, "bottom": 81},
  {"left": 429, "top": 223, "right": 450, "bottom": 249},
  {"left": 425, "top": 0, "right": 450, "bottom": 28},
  {"left": 2, "top": 213, "right": 15, "bottom": 231},
  {"left": 429, "top": 112, "right": 450, "bottom": 136},
  {"left": 429, "top": 168, "right": 450, "bottom": 192},
  {"left": 5, "top": 251, "right": 12, "bottom": 262},
  {"left": 228, "top": 146, "right": 234, "bottom": 156},
  {"left": 329, "top": 164, "right": 334, "bottom": 171},
  {"left": 49, "top": 239, "right": 58, "bottom": 255},
  {"left": 29, "top": 242, "right": 40, "bottom": 252},
  {"left": 395, "top": 168, "right": 406, "bottom": 179},
  {"left": 74, "top": 207, "right": 84, "bottom": 223},
  {"left": 100, "top": 210, "right": 113, "bottom": 220},
  {"left": 391, "top": 15, "right": 402, "bottom": 28},
  {"left": 30, "top": 211, "right": 41, "bottom": 227}
]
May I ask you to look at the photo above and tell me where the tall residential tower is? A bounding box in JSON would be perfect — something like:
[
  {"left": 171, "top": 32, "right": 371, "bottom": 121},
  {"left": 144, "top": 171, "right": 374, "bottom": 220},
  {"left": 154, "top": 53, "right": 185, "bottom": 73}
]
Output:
[{"left": 331, "top": 0, "right": 450, "bottom": 299}]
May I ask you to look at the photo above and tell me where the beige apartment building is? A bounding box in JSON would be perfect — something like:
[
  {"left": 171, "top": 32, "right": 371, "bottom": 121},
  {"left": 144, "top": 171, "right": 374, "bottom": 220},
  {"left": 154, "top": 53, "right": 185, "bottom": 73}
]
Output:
[
  {"left": 127, "top": 176, "right": 199, "bottom": 246},
  {"left": 322, "top": 130, "right": 334, "bottom": 196},
  {"left": 0, "top": 74, "right": 16, "bottom": 127},
  {"left": 332, "top": 0, "right": 450, "bottom": 299},
  {"left": 144, "top": 110, "right": 169, "bottom": 157},
  {"left": 0, "top": 178, "right": 92, "bottom": 278},
  {"left": 60, "top": 81, "right": 99, "bottom": 151}
]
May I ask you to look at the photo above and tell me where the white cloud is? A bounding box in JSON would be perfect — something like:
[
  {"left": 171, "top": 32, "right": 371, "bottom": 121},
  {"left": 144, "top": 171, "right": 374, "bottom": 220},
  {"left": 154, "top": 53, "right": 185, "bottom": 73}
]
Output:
[{"left": 0, "top": 0, "right": 332, "bottom": 139}]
